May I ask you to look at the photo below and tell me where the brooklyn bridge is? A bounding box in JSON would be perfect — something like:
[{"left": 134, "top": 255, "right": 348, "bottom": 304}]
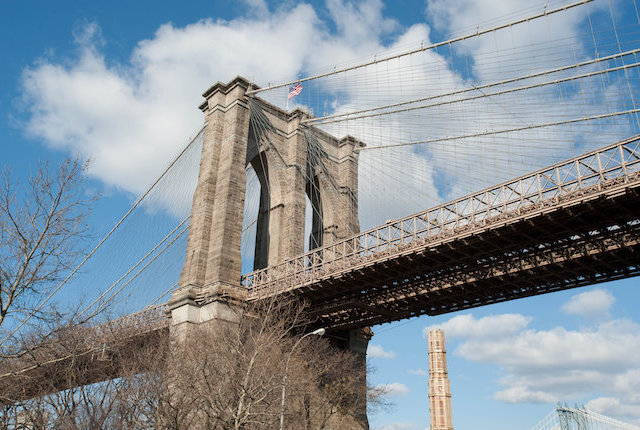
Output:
[{"left": 1, "top": 0, "right": 640, "bottom": 426}]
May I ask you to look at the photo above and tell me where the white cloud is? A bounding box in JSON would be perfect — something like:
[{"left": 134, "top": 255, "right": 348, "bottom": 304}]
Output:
[
  {"left": 562, "top": 288, "right": 616, "bottom": 319},
  {"left": 408, "top": 368, "right": 428, "bottom": 376},
  {"left": 424, "top": 313, "right": 532, "bottom": 339},
  {"left": 324, "top": 0, "right": 398, "bottom": 47},
  {"left": 375, "top": 382, "right": 410, "bottom": 396},
  {"left": 425, "top": 0, "right": 608, "bottom": 81},
  {"left": 426, "top": 309, "right": 640, "bottom": 423},
  {"left": 368, "top": 344, "right": 397, "bottom": 359},
  {"left": 587, "top": 397, "right": 640, "bottom": 424},
  {"left": 460, "top": 319, "right": 640, "bottom": 372},
  {"left": 21, "top": 5, "right": 321, "bottom": 197},
  {"left": 416, "top": 0, "right": 630, "bottom": 204},
  {"left": 19, "top": 0, "right": 633, "bottom": 232},
  {"left": 19, "top": 1, "right": 445, "bottom": 230},
  {"left": 494, "top": 386, "right": 557, "bottom": 404}
]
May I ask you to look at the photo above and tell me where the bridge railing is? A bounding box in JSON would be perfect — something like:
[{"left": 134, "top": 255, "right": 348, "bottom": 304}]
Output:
[
  {"left": 92, "top": 305, "right": 168, "bottom": 340},
  {"left": 243, "top": 135, "right": 640, "bottom": 298},
  {"left": 0, "top": 305, "right": 168, "bottom": 382}
]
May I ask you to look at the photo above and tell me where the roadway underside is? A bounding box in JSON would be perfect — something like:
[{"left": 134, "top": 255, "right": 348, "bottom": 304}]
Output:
[
  {"left": 296, "top": 184, "right": 640, "bottom": 331},
  {"left": 0, "top": 325, "right": 168, "bottom": 404}
]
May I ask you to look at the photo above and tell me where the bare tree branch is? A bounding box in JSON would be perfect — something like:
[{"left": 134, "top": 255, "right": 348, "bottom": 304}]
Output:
[
  {"left": 0, "top": 298, "right": 385, "bottom": 429},
  {"left": 0, "top": 159, "right": 94, "bottom": 341}
]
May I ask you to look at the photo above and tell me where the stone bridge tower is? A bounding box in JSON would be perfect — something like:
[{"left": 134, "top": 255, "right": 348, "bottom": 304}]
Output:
[
  {"left": 167, "top": 76, "right": 364, "bottom": 340},
  {"left": 166, "top": 76, "right": 369, "bottom": 428}
]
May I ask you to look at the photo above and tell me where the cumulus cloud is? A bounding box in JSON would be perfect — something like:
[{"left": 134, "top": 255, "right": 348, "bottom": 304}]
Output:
[
  {"left": 20, "top": 4, "right": 321, "bottom": 196},
  {"left": 408, "top": 368, "right": 429, "bottom": 376},
  {"left": 587, "top": 396, "right": 640, "bottom": 424},
  {"left": 425, "top": 0, "right": 608, "bottom": 80},
  {"left": 368, "top": 344, "right": 397, "bottom": 359},
  {"left": 20, "top": 0, "right": 631, "bottom": 230},
  {"left": 415, "top": 0, "right": 631, "bottom": 203},
  {"left": 424, "top": 313, "right": 532, "bottom": 339},
  {"left": 460, "top": 318, "right": 640, "bottom": 374},
  {"left": 425, "top": 304, "right": 640, "bottom": 423},
  {"left": 562, "top": 288, "right": 616, "bottom": 319},
  {"left": 493, "top": 386, "right": 556, "bottom": 404},
  {"left": 18, "top": 0, "right": 411, "bottom": 197},
  {"left": 19, "top": 0, "right": 449, "bottom": 230},
  {"left": 375, "top": 382, "right": 410, "bottom": 396}
]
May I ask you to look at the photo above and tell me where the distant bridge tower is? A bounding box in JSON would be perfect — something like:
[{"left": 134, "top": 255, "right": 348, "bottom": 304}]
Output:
[{"left": 428, "top": 329, "right": 454, "bottom": 430}]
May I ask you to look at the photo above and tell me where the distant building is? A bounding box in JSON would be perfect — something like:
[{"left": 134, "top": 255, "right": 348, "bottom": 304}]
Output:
[{"left": 428, "top": 329, "right": 453, "bottom": 430}]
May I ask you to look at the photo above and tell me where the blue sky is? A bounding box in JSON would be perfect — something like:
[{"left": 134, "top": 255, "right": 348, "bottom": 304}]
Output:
[{"left": 2, "top": 1, "right": 640, "bottom": 429}]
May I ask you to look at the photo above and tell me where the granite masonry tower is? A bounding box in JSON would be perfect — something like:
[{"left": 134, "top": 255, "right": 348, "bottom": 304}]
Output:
[
  {"left": 428, "top": 329, "right": 454, "bottom": 430},
  {"left": 166, "top": 76, "right": 370, "bottom": 428},
  {"left": 168, "top": 76, "right": 363, "bottom": 333}
]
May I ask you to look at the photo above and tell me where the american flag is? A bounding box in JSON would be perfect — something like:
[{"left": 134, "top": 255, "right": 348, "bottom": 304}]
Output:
[{"left": 287, "top": 83, "right": 303, "bottom": 99}]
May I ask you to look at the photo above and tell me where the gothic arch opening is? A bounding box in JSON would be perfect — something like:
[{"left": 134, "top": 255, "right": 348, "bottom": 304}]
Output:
[
  {"left": 241, "top": 151, "right": 271, "bottom": 273},
  {"left": 305, "top": 175, "right": 323, "bottom": 252},
  {"left": 251, "top": 153, "right": 270, "bottom": 270}
]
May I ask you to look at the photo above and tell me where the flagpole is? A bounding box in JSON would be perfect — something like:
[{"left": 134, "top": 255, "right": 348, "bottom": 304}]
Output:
[{"left": 285, "top": 83, "right": 301, "bottom": 111}]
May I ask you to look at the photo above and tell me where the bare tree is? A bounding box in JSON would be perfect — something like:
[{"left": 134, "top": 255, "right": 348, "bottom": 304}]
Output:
[
  {"left": 160, "top": 299, "right": 306, "bottom": 429},
  {"left": 0, "top": 314, "right": 167, "bottom": 429},
  {"left": 0, "top": 158, "right": 93, "bottom": 338},
  {"left": 0, "top": 298, "right": 385, "bottom": 429},
  {"left": 160, "top": 299, "right": 381, "bottom": 430},
  {"left": 285, "top": 341, "right": 378, "bottom": 430}
]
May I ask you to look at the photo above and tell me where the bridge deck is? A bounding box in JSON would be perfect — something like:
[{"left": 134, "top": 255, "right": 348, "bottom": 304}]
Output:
[
  {"left": 0, "top": 307, "right": 167, "bottom": 404},
  {"left": 3, "top": 136, "right": 640, "bottom": 398},
  {"left": 244, "top": 135, "right": 640, "bottom": 329}
]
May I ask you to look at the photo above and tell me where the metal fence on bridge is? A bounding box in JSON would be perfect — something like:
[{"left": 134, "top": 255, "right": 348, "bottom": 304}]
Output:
[{"left": 243, "top": 135, "right": 640, "bottom": 298}]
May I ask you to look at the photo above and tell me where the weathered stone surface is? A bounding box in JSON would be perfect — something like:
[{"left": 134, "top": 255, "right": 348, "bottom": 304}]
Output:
[
  {"left": 170, "top": 76, "right": 364, "bottom": 324},
  {"left": 167, "top": 77, "right": 369, "bottom": 429}
]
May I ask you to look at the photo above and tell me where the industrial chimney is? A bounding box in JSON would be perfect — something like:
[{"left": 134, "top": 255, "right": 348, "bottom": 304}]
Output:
[{"left": 428, "top": 329, "right": 453, "bottom": 430}]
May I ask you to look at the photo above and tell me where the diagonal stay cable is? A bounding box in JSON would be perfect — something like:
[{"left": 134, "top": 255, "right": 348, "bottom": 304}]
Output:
[
  {"left": 304, "top": 51, "right": 640, "bottom": 125},
  {"left": 358, "top": 108, "right": 640, "bottom": 151},
  {"left": 146, "top": 281, "right": 179, "bottom": 307},
  {"left": 247, "top": 0, "right": 595, "bottom": 95},
  {"left": 0, "top": 125, "right": 205, "bottom": 347},
  {"left": 74, "top": 223, "right": 191, "bottom": 325},
  {"left": 73, "top": 216, "right": 191, "bottom": 323}
]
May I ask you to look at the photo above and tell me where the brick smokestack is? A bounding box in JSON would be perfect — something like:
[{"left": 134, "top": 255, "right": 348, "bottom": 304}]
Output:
[{"left": 428, "top": 328, "right": 453, "bottom": 430}]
